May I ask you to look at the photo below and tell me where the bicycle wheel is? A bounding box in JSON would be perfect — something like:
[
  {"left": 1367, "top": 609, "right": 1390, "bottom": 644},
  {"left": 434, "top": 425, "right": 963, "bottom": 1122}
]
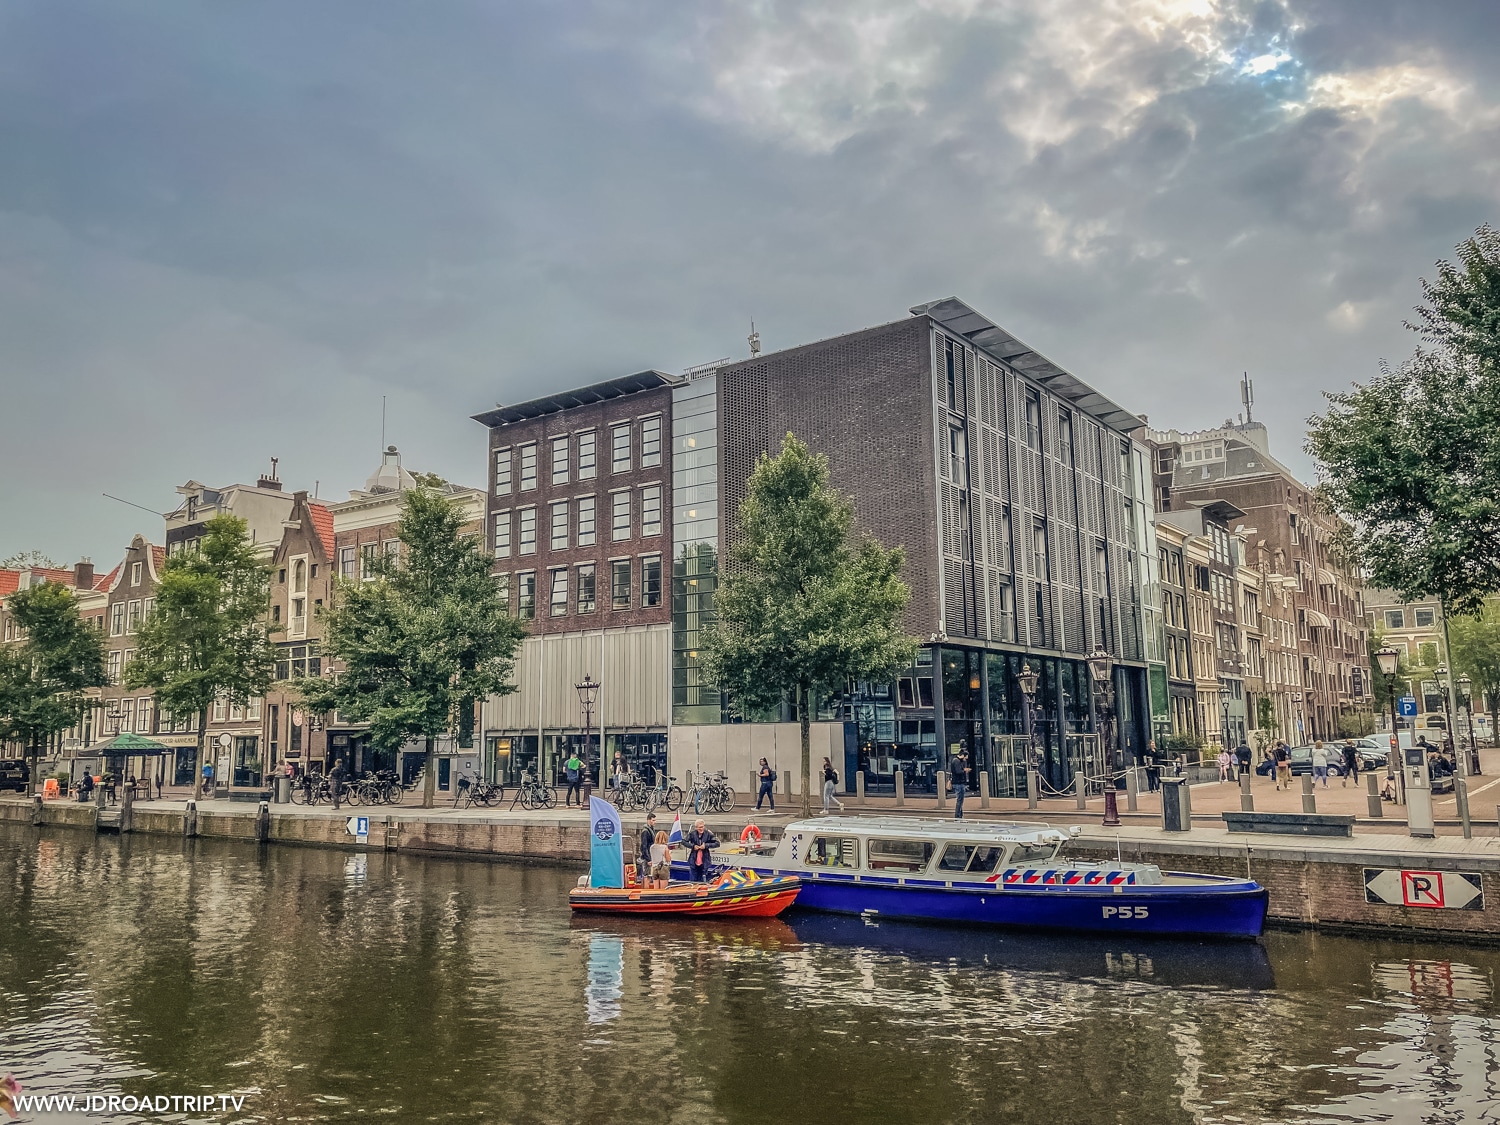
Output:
[
  {"left": 481, "top": 785, "right": 503, "bottom": 808},
  {"left": 643, "top": 788, "right": 660, "bottom": 813},
  {"left": 289, "top": 783, "right": 306, "bottom": 805},
  {"left": 520, "top": 788, "right": 537, "bottom": 810},
  {"left": 664, "top": 786, "right": 682, "bottom": 811},
  {"left": 541, "top": 786, "right": 557, "bottom": 809},
  {"left": 718, "top": 786, "right": 736, "bottom": 812}
]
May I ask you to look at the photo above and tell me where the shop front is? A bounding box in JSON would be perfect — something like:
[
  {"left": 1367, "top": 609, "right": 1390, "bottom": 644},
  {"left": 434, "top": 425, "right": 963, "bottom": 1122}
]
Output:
[{"left": 485, "top": 730, "right": 668, "bottom": 789}]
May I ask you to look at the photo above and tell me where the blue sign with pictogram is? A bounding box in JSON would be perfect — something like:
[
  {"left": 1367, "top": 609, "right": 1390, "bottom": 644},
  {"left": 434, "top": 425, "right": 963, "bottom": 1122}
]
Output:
[{"left": 1398, "top": 696, "right": 1418, "bottom": 717}]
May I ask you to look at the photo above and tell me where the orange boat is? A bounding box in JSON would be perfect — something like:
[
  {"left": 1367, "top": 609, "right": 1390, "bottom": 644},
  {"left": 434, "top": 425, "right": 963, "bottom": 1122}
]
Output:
[{"left": 569, "top": 870, "right": 802, "bottom": 917}]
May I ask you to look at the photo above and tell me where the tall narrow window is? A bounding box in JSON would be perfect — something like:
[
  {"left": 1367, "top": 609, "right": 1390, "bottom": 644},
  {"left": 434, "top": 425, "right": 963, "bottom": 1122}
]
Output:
[
  {"left": 611, "top": 423, "right": 631, "bottom": 473},
  {"left": 1024, "top": 391, "right": 1041, "bottom": 451},
  {"left": 519, "top": 507, "right": 537, "bottom": 554},
  {"left": 577, "top": 564, "right": 596, "bottom": 613},
  {"left": 549, "top": 568, "right": 568, "bottom": 617},
  {"left": 611, "top": 560, "right": 631, "bottom": 609},
  {"left": 362, "top": 544, "right": 378, "bottom": 579},
  {"left": 1058, "top": 410, "right": 1074, "bottom": 462},
  {"left": 640, "top": 415, "right": 662, "bottom": 467},
  {"left": 578, "top": 430, "right": 597, "bottom": 479},
  {"left": 131, "top": 562, "right": 143, "bottom": 586},
  {"left": 517, "top": 573, "right": 536, "bottom": 620},
  {"left": 519, "top": 443, "right": 537, "bottom": 491},
  {"left": 492, "top": 511, "right": 512, "bottom": 557},
  {"left": 641, "top": 485, "right": 662, "bottom": 536},
  {"left": 612, "top": 491, "right": 631, "bottom": 541},
  {"left": 111, "top": 604, "right": 125, "bottom": 636},
  {"left": 495, "top": 573, "right": 510, "bottom": 613},
  {"left": 550, "top": 501, "right": 569, "bottom": 550},
  {"left": 577, "top": 495, "right": 596, "bottom": 546},
  {"left": 494, "top": 447, "right": 512, "bottom": 495},
  {"left": 641, "top": 555, "right": 662, "bottom": 608},
  {"left": 127, "top": 600, "right": 142, "bottom": 633},
  {"left": 339, "top": 546, "right": 357, "bottom": 578},
  {"left": 551, "top": 435, "right": 569, "bottom": 484},
  {"left": 292, "top": 558, "right": 307, "bottom": 594}
]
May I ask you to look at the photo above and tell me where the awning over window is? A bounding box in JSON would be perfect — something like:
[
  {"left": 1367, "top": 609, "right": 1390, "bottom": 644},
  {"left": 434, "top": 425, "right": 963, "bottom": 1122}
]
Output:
[{"left": 1305, "top": 609, "right": 1332, "bottom": 629}]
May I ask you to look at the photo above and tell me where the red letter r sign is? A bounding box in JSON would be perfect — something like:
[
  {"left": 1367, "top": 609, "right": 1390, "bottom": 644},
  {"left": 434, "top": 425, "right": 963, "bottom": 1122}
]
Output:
[{"left": 1401, "top": 870, "right": 1445, "bottom": 908}]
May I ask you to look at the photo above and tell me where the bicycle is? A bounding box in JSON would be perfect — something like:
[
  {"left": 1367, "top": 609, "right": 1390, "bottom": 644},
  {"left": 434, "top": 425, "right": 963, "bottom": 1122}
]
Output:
[
  {"left": 454, "top": 773, "right": 506, "bottom": 809},
  {"left": 515, "top": 776, "right": 557, "bottom": 810},
  {"left": 659, "top": 775, "right": 683, "bottom": 812},
  {"left": 690, "top": 772, "right": 736, "bottom": 813}
]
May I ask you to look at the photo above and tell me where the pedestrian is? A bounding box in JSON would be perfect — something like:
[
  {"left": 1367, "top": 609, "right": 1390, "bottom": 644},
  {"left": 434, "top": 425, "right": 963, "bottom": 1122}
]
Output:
[
  {"left": 1274, "top": 741, "right": 1291, "bottom": 790},
  {"left": 650, "top": 830, "right": 671, "bottom": 889},
  {"left": 950, "top": 750, "right": 969, "bottom": 820},
  {"left": 201, "top": 760, "right": 214, "bottom": 799},
  {"left": 755, "top": 757, "right": 777, "bottom": 811},
  {"left": 564, "top": 749, "right": 583, "bottom": 807},
  {"left": 1341, "top": 740, "right": 1359, "bottom": 787},
  {"left": 637, "top": 812, "right": 658, "bottom": 885},
  {"left": 611, "top": 755, "right": 629, "bottom": 798},
  {"left": 1235, "top": 741, "right": 1252, "bottom": 781},
  {"left": 820, "top": 757, "right": 843, "bottom": 813},
  {"left": 685, "top": 819, "right": 719, "bottom": 883},
  {"left": 1311, "top": 740, "right": 1330, "bottom": 787},
  {"left": 1217, "top": 747, "right": 1232, "bottom": 782},
  {"left": 330, "top": 757, "right": 347, "bottom": 809},
  {"left": 1145, "top": 741, "right": 1162, "bottom": 793}
]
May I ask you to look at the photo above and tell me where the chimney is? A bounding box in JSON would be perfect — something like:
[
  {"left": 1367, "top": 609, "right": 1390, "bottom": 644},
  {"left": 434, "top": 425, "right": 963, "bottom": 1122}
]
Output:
[
  {"left": 74, "top": 559, "right": 95, "bottom": 590},
  {"left": 257, "top": 456, "right": 283, "bottom": 491}
]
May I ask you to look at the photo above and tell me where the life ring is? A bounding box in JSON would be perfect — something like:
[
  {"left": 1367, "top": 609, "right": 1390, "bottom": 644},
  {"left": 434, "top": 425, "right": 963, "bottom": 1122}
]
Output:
[{"left": 740, "top": 823, "right": 762, "bottom": 845}]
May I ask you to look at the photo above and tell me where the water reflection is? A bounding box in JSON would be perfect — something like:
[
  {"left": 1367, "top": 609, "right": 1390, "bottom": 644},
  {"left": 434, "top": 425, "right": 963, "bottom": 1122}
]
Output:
[{"left": 4, "top": 826, "right": 1500, "bottom": 1124}]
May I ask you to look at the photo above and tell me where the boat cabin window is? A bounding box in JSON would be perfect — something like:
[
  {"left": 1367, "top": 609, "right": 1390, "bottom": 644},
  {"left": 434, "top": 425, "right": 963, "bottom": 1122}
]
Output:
[
  {"left": 805, "top": 836, "right": 858, "bottom": 869},
  {"left": 1007, "top": 842, "right": 1061, "bottom": 865},
  {"left": 866, "top": 838, "right": 935, "bottom": 873},
  {"left": 937, "top": 844, "right": 1006, "bottom": 875}
]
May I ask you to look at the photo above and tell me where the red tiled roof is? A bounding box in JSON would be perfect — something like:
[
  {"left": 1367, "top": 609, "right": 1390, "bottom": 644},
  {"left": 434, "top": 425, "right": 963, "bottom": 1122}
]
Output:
[
  {"left": 95, "top": 566, "right": 121, "bottom": 591},
  {"left": 0, "top": 570, "right": 19, "bottom": 598},
  {"left": 29, "top": 567, "right": 78, "bottom": 586},
  {"left": 151, "top": 545, "right": 166, "bottom": 570},
  {"left": 308, "top": 503, "right": 335, "bottom": 559}
]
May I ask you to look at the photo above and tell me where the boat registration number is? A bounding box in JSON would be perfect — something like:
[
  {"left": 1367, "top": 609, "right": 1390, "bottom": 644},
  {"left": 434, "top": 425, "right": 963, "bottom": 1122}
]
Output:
[{"left": 1102, "top": 905, "right": 1149, "bottom": 920}]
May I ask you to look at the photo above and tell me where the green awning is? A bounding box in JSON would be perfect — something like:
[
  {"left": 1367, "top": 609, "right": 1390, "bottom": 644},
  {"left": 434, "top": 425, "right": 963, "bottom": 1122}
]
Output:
[{"left": 93, "top": 732, "right": 171, "bottom": 754}]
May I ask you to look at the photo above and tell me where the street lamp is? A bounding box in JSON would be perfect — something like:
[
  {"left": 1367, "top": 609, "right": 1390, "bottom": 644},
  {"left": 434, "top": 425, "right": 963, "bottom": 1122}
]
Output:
[
  {"left": 1376, "top": 646, "right": 1401, "bottom": 771},
  {"left": 1017, "top": 663, "right": 1040, "bottom": 797},
  {"left": 1087, "top": 647, "right": 1119, "bottom": 826},
  {"left": 1458, "top": 673, "right": 1479, "bottom": 772},
  {"left": 575, "top": 674, "right": 600, "bottom": 805},
  {"left": 1435, "top": 664, "right": 1457, "bottom": 754}
]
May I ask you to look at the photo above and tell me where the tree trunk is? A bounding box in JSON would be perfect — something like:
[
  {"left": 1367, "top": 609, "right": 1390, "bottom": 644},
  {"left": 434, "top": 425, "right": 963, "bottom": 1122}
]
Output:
[
  {"left": 422, "top": 735, "right": 436, "bottom": 809},
  {"left": 1491, "top": 703, "right": 1499, "bottom": 750},
  {"left": 799, "top": 682, "right": 812, "bottom": 820},
  {"left": 194, "top": 708, "right": 208, "bottom": 800},
  {"left": 26, "top": 733, "right": 41, "bottom": 798}
]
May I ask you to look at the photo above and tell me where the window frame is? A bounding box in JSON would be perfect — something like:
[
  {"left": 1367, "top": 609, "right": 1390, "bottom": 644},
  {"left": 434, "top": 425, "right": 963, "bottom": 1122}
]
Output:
[
  {"left": 519, "top": 443, "right": 538, "bottom": 491},
  {"left": 610, "top": 422, "right": 631, "bottom": 474},
  {"left": 577, "top": 563, "right": 596, "bottom": 613},
  {"left": 518, "top": 507, "right": 537, "bottom": 555},
  {"left": 549, "top": 567, "right": 569, "bottom": 617},
  {"left": 611, "top": 559, "right": 631, "bottom": 610},
  {"left": 640, "top": 484, "right": 662, "bottom": 536},
  {"left": 577, "top": 494, "right": 596, "bottom": 546},
  {"left": 494, "top": 447, "right": 513, "bottom": 495},
  {"left": 550, "top": 500, "right": 569, "bottom": 551},
  {"left": 641, "top": 554, "right": 662, "bottom": 608},
  {"left": 577, "top": 430, "right": 597, "bottom": 480},
  {"left": 611, "top": 490, "right": 631, "bottom": 541},
  {"left": 550, "top": 435, "right": 570, "bottom": 485},
  {"left": 639, "top": 414, "right": 662, "bottom": 467}
]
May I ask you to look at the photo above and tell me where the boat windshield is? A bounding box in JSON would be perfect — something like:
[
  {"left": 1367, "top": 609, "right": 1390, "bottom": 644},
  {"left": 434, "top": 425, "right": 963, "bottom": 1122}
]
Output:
[
  {"left": 867, "top": 838, "right": 935, "bottom": 873},
  {"left": 804, "top": 835, "right": 858, "bottom": 868},
  {"left": 1008, "top": 842, "right": 1061, "bottom": 864},
  {"left": 936, "top": 843, "right": 1006, "bottom": 875}
]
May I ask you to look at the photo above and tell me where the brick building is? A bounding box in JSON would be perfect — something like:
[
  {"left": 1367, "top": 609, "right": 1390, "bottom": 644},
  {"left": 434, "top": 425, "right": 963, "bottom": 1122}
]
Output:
[
  {"left": 1153, "top": 520, "right": 1198, "bottom": 742},
  {"left": 472, "top": 373, "right": 676, "bottom": 789}
]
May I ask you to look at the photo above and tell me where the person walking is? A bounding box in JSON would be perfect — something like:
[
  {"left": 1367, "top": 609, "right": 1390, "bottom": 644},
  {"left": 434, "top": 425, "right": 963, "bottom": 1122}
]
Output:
[
  {"left": 1311, "top": 740, "right": 1330, "bottom": 787},
  {"left": 1235, "top": 741, "right": 1252, "bottom": 781},
  {"left": 564, "top": 749, "right": 583, "bottom": 807},
  {"left": 820, "top": 757, "right": 843, "bottom": 813},
  {"left": 637, "top": 812, "right": 658, "bottom": 884},
  {"left": 1341, "top": 740, "right": 1359, "bottom": 787},
  {"left": 950, "top": 750, "right": 969, "bottom": 820},
  {"left": 1144, "top": 742, "right": 1162, "bottom": 793},
  {"left": 755, "top": 758, "right": 777, "bottom": 811},
  {"left": 1274, "top": 741, "right": 1292, "bottom": 790},
  {"left": 685, "top": 819, "right": 719, "bottom": 883},
  {"left": 1217, "top": 747, "right": 1233, "bottom": 782},
  {"left": 330, "top": 758, "right": 347, "bottom": 810}
]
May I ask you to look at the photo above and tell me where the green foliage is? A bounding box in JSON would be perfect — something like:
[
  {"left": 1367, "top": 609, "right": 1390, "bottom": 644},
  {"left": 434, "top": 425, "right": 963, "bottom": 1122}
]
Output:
[
  {"left": 1, "top": 550, "right": 60, "bottom": 569},
  {"left": 1368, "top": 628, "right": 1413, "bottom": 709},
  {"left": 1448, "top": 600, "right": 1500, "bottom": 747},
  {"left": 0, "top": 581, "right": 108, "bottom": 793},
  {"left": 702, "top": 434, "right": 919, "bottom": 814},
  {"left": 300, "top": 488, "right": 525, "bottom": 806},
  {"left": 1163, "top": 733, "right": 1202, "bottom": 754},
  {"left": 1308, "top": 227, "right": 1500, "bottom": 615},
  {"left": 1336, "top": 710, "right": 1375, "bottom": 738},
  {"left": 125, "top": 516, "right": 277, "bottom": 780}
]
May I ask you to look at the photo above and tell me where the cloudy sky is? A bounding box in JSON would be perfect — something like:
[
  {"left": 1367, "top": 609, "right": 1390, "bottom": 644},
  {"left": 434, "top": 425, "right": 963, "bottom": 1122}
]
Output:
[{"left": 2, "top": 0, "right": 1497, "bottom": 564}]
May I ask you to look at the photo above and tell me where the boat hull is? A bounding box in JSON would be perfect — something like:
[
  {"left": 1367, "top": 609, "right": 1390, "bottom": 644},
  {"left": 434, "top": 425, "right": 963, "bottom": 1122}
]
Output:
[
  {"left": 674, "top": 862, "right": 1266, "bottom": 939},
  {"left": 570, "top": 876, "right": 802, "bottom": 918}
]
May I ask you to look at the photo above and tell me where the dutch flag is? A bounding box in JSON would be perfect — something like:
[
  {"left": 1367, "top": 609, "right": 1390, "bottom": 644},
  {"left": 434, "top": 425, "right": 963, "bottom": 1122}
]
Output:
[{"left": 667, "top": 812, "right": 683, "bottom": 846}]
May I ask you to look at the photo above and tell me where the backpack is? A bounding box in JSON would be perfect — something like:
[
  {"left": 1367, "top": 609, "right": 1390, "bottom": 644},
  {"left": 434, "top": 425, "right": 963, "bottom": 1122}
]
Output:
[{"left": 768, "top": 768, "right": 778, "bottom": 783}]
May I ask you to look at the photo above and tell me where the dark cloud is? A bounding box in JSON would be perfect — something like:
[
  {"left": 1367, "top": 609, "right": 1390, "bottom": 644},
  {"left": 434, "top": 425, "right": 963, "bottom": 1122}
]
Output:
[{"left": 1, "top": 0, "right": 1496, "bottom": 562}]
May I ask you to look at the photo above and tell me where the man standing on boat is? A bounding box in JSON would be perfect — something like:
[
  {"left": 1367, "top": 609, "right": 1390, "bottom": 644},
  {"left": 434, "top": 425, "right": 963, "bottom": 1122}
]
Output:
[
  {"left": 685, "top": 820, "right": 719, "bottom": 883},
  {"left": 949, "top": 746, "right": 969, "bottom": 820},
  {"left": 637, "top": 813, "right": 658, "bottom": 883}
]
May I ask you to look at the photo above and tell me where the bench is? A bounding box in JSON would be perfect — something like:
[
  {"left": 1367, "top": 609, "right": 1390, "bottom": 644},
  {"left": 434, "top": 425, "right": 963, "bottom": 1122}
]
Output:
[{"left": 1222, "top": 811, "right": 1356, "bottom": 838}]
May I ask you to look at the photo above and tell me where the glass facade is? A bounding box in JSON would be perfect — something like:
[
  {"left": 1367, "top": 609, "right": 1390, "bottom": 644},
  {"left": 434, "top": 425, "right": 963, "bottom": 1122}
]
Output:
[{"left": 671, "top": 371, "right": 721, "bottom": 724}]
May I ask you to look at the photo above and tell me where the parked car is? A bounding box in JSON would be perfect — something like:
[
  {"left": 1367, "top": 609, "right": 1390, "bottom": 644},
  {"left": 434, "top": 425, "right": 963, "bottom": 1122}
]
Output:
[
  {"left": 0, "top": 759, "right": 29, "bottom": 792},
  {"left": 1255, "top": 746, "right": 1347, "bottom": 777}
]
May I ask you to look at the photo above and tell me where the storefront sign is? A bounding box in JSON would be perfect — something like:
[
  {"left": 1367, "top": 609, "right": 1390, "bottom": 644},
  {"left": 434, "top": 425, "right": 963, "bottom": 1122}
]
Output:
[{"left": 1364, "top": 868, "right": 1484, "bottom": 910}]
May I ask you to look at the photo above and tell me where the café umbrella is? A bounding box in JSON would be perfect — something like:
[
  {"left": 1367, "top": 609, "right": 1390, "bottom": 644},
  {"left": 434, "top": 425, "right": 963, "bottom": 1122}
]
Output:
[{"left": 92, "top": 732, "right": 172, "bottom": 795}]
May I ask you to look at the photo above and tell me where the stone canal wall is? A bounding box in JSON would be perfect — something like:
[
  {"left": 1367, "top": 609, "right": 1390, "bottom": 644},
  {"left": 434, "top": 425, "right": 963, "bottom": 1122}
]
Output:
[{"left": 8, "top": 797, "right": 1500, "bottom": 942}]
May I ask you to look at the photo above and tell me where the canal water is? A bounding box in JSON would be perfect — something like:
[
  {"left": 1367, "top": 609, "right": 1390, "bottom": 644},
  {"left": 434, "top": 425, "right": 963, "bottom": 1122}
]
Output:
[{"left": 3, "top": 827, "right": 1499, "bottom": 1125}]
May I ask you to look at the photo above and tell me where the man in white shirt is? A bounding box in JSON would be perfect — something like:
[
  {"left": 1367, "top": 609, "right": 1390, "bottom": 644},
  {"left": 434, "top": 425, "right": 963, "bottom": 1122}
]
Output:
[{"left": 1311, "top": 740, "right": 1331, "bottom": 788}]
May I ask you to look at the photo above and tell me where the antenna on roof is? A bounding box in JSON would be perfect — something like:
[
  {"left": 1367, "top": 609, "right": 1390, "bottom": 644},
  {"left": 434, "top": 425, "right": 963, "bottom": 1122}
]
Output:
[
  {"left": 748, "top": 322, "right": 761, "bottom": 358},
  {"left": 1241, "top": 372, "right": 1254, "bottom": 424}
]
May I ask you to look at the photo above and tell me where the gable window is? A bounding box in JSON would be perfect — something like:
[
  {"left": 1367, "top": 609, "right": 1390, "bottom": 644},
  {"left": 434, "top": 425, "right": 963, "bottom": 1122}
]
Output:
[
  {"left": 611, "top": 423, "right": 631, "bottom": 473},
  {"left": 130, "top": 561, "right": 142, "bottom": 586},
  {"left": 612, "top": 491, "right": 631, "bottom": 541},
  {"left": 519, "top": 443, "right": 537, "bottom": 491},
  {"left": 550, "top": 501, "right": 569, "bottom": 551},
  {"left": 551, "top": 436, "right": 570, "bottom": 485},
  {"left": 578, "top": 430, "right": 597, "bottom": 479},
  {"left": 493, "top": 511, "right": 512, "bottom": 557},
  {"left": 494, "top": 447, "right": 513, "bottom": 495},
  {"left": 640, "top": 415, "right": 662, "bottom": 467},
  {"left": 577, "top": 564, "right": 596, "bottom": 613},
  {"left": 519, "top": 507, "right": 537, "bottom": 554},
  {"left": 549, "top": 568, "right": 569, "bottom": 617},
  {"left": 577, "top": 495, "right": 596, "bottom": 546},
  {"left": 292, "top": 558, "right": 307, "bottom": 594},
  {"left": 641, "top": 485, "right": 662, "bottom": 536},
  {"left": 611, "top": 560, "right": 631, "bottom": 610}
]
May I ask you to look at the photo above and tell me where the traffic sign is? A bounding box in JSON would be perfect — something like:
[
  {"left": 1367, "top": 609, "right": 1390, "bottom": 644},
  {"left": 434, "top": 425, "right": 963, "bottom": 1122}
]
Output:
[
  {"left": 346, "top": 816, "right": 369, "bottom": 839},
  {"left": 1398, "top": 696, "right": 1418, "bottom": 717},
  {"left": 1364, "top": 868, "right": 1483, "bottom": 910}
]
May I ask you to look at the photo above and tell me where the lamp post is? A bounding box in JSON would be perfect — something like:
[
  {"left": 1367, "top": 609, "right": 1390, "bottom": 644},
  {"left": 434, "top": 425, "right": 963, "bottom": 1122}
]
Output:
[
  {"left": 1458, "top": 674, "right": 1480, "bottom": 774},
  {"left": 1087, "top": 647, "right": 1119, "bottom": 826},
  {"left": 1376, "top": 647, "right": 1401, "bottom": 771},
  {"left": 1018, "top": 663, "right": 1040, "bottom": 800},
  {"left": 1435, "top": 665, "right": 1457, "bottom": 756},
  {"left": 575, "top": 674, "right": 600, "bottom": 805}
]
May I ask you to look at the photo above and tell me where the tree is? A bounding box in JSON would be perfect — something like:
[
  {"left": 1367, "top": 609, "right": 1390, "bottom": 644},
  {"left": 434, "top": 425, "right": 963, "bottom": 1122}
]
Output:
[
  {"left": 2, "top": 550, "right": 60, "bottom": 570},
  {"left": 301, "top": 487, "right": 525, "bottom": 808},
  {"left": 1308, "top": 227, "right": 1500, "bottom": 616},
  {"left": 1367, "top": 628, "right": 1413, "bottom": 710},
  {"left": 125, "top": 515, "right": 277, "bottom": 793},
  {"left": 701, "top": 434, "right": 919, "bottom": 817},
  {"left": 0, "top": 581, "right": 107, "bottom": 795},
  {"left": 1448, "top": 600, "right": 1500, "bottom": 748}
]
